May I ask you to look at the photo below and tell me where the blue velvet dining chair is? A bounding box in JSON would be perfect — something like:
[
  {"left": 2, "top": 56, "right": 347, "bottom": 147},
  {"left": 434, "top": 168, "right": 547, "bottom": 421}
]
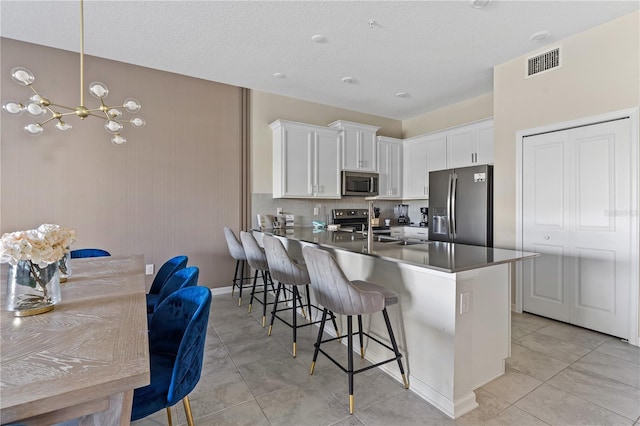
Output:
[
  {"left": 131, "top": 285, "right": 212, "bottom": 426},
  {"left": 147, "top": 267, "right": 200, "bottom": 324},
  {"left": 70, "top": 248, "right": 111, "bottom": 259},
  {"left": 146, "top": 255, "right": 188, "bottom": 313}
]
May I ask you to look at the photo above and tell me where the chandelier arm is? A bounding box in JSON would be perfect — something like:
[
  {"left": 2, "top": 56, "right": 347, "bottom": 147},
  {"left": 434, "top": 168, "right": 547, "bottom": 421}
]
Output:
[
  {"left": 28, "top": 85, "right": 41, "bottom": 96},
  {"left": 82, "top": 107, "right": 110, "bottom": 115},
  {"left": 86, "top": 112, "right": 107, "bottom": 119},
  {"left": 44, "top": 102, "right": 76, "bottom": 112},
  {"left": 38, "top": 116, "right": 59, "bottom": 126},
  {"left": 57, "top": 111, "right": 82, "bottom": 117}
]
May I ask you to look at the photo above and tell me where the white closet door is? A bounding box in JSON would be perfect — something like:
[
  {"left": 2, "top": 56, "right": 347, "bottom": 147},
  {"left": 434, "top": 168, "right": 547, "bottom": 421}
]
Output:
[
  {"left": 522, "top": 131, "right": 571, "bottom": 322},
  {"left": 522, "top": 119, "right": 632, "bottom": 338}
]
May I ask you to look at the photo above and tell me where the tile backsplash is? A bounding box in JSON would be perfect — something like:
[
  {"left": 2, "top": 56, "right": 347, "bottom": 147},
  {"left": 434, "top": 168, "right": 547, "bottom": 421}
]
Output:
[{"left": 252, "top": 193, "right": 428, "bottom": 228}]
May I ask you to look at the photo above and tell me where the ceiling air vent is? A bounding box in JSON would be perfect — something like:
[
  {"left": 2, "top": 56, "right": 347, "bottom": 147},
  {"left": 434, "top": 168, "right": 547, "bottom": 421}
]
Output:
[{"left": 526, "top": 46, "right": 561, "bottom": 78}]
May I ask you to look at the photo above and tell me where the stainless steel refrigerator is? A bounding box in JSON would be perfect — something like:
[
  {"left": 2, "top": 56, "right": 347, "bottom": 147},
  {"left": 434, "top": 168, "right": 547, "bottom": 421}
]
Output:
[{"left": 428, "top": 165, "right": 493, "bottom": 247}]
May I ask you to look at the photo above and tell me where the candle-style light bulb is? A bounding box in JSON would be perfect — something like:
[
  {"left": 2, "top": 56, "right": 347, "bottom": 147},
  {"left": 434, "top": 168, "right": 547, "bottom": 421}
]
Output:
[
  {"left": 111, "top": 134, "right": 126, "bottom": 145},
  {"left": 24, "top": 123, "right": 44, "bottom": 136},
  {"left": 11, "top": 67, "right": 35, "bottom": 86},
  {"left": 2, "top": 101, "right": 24, "bottom": 115}
]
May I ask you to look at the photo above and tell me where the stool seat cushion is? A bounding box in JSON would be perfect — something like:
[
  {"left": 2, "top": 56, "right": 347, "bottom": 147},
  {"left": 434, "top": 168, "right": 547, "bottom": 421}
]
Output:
[
  {"left": 351, "top": 280, "right": 398, "bottom": 307},
  {"left": 303, "top": 246, "right": 386, "bottom": 316}
]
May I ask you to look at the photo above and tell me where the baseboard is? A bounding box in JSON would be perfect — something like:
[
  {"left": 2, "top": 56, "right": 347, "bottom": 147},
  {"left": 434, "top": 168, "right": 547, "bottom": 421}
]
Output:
[{"left": 210, "top": 286, "right": 233, "bottom": 297}]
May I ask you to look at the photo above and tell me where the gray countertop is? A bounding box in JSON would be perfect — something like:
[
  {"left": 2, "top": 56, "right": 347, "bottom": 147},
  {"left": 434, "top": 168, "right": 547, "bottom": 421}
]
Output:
[{"left": 259, "top": 228, "right": 538, "bottom": 273}]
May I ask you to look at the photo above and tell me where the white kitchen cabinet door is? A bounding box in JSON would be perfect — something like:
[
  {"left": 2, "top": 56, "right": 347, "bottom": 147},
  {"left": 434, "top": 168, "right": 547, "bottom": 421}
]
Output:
[
  {"left": 377, "top": 136, "right": 403, "bottom": 199},
  {"left": 522, "top": 118, "right": 633, "bottom": 339},
  {"left": 446, "top": 119, "right": 494, "bottom": 168},
  {"left": 446, "top": 127, "right": 475, "bottom": 169},
  {"left": 271, "top": 120, "right": 341, "bottom": 199},
  {"left": 403, "top": 132, "right": 447, "bottom": 199},
  {"left": 403, "top": 226, "right": 429, "bottom": 241},
  {"left": 424, "top": 133, "right": 447, "bottom": 199},
  {"left": 403, "top": 136, "right": 429, "bottom": 199},
  {"left": 329, "top": 120, "right": 380, "bottom": 172},
  {"left": 313, "top": 127, "right": 342, "bottom": 198},
  {"left": 476, "top": 124, "right": 494, "bottom": 165},
  {"left": 426, "top": 133, "right": 447, "bottom": 174}
]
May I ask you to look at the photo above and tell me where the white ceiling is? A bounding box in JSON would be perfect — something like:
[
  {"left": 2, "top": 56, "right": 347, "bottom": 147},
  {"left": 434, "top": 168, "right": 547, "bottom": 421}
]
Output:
[{"left": 1, "top": 1, "right": 638, "bottom": 120}]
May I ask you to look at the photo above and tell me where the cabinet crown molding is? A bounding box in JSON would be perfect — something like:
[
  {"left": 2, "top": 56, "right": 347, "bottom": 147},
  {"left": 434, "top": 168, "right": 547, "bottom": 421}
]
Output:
[{"left": 328, "top": 120, "right": 381, "bottom": 132}]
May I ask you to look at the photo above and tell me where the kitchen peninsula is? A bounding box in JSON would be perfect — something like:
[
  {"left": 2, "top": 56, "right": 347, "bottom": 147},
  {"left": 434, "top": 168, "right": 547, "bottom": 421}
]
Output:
[{"left": 253, "top": 228, "right": 537, "bottom": 419}]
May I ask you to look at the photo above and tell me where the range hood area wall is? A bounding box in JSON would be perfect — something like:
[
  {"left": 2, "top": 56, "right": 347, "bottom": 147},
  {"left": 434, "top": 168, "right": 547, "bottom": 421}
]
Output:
[{"left": 252, "top": 193, "right": 429, "bottom": 230}]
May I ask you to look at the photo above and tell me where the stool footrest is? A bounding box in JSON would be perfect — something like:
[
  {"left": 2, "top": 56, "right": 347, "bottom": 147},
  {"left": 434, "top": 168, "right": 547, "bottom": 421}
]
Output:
[{"left": 315, "top": 336, "right": 402, "bottom": 376}]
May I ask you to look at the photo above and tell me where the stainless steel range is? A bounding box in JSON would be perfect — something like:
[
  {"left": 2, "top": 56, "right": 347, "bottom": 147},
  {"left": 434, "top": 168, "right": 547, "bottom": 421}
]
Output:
[{"left": 331, "top": 209, "right": 390, "bottom": 234}]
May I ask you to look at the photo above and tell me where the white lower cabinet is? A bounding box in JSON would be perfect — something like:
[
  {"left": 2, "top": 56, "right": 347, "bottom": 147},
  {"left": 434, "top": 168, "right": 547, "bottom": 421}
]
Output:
[
  {"left": 403, "top": 226, "right": 429, "bottom": 241},
  {"left": 377, "top": 136, "right": 403, "bottom": 199},
  {"left": 271, "top": 120, "right": 341, "bottom": 199},
  {"left": 390, "top": 226, "right": 429, "bottom": 241}
]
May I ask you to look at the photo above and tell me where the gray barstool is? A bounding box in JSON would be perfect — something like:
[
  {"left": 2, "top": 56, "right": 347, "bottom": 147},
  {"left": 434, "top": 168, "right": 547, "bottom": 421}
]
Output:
[
  {"left": 302, "top": 245, "right": 408, "bottom": 415},
  {"left": 223, "top": 226, "right": 253, "bottom": 306},
  {"left": 263, "top": 235, "right": 338, "bottom": 357},
  {"left": 240, "top": 231, "right": 275, "bottom": 327}
]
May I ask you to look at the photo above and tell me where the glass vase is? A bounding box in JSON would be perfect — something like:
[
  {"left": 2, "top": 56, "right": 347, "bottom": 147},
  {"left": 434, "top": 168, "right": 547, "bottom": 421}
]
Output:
[
  {"left": 58, "top": 251, "right": 72, "bottom": 282},
  {"left": 6, "top": 260, "right": 61, "bottom": 316}
]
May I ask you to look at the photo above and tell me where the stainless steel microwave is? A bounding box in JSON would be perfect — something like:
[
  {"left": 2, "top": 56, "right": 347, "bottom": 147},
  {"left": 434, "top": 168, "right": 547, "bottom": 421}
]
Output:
[{"left": 341, "top": 171, "right": 379, "bottom": 196}]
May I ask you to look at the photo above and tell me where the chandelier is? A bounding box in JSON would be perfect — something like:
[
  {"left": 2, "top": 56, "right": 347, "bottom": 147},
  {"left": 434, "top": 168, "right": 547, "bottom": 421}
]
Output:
[{"left": 2, "top": 0, "right": 145, "bottom": 145}]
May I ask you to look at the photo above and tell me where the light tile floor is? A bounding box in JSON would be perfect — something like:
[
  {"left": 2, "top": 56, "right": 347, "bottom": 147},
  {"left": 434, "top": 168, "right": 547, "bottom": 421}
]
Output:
[{"left": 133, "top": 294, "right": 640, "bottom": 426}]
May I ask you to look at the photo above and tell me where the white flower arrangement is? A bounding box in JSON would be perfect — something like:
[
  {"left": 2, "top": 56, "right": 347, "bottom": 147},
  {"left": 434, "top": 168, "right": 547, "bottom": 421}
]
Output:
[{"left": 0, "top": 224, "right": 77, "bottom": 267}]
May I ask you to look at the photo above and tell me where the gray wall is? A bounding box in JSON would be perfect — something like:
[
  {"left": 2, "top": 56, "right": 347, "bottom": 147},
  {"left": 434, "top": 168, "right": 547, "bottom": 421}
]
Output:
[{"left": 1, "top": 38, "right": 246, "bottom": 289}]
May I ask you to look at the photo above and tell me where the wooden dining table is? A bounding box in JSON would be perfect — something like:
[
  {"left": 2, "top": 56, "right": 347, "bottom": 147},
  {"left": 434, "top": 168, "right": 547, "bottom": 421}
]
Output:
[{"left": 0, "top": 254, "right": 150, "bottom": 426}]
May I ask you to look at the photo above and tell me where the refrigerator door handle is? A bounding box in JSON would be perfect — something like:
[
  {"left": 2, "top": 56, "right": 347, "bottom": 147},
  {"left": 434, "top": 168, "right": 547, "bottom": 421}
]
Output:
[
  {"left": 447, "top": 173, "right": 453, "bottom": 239},
  {"left": 451, "top": 173, "right": 457, "bottom": 239}
]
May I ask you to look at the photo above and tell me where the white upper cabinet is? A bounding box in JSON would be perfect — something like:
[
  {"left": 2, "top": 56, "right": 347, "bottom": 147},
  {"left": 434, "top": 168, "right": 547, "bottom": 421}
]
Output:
[
  {"left": 329, "top": 120, "right": 380, "bottom": 172},
  {"left": 271, "top": 120, "right": 341, "bottom": 199},
  {"left": 403, "top": 132, "right": 447, "bottom": 199},
  {"left": 377, "top": 136, "right": 403, "bottom": 199},
  {"left": 446, "top": 119, "right": 494, "bottom": 168}
]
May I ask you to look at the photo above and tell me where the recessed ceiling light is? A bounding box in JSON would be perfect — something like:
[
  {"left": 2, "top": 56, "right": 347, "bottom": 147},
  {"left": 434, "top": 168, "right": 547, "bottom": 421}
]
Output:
[
  {"left": 341, "top": 76, "right": 355, "bottom": 84},
  {"left": 273, "top": 72, "right": 285, "bottom": 79},
  {"left": 311, "top": 34, "right": 327, "bottom": 43},
  {"left": 395, "top": 92, "right": 409, "bottom": 98},
  {"left": 529, "top": 30, "right": 552, "bottom": 42},
  {"left": 469, "top": 0, "right": 490, "bottom": 8}
]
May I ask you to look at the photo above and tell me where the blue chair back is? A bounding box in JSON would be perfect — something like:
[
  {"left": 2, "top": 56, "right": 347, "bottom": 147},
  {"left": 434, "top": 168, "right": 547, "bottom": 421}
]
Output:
[
  {"left": 148, "top": 255, "right": 188, "bottom": 295},
  {"left": 70, "top": 248, "right": 111, "bottom": 259},
  {"left": 131, "top": 286, "right": 212, "bottom": 421},
  {"left": 155, "top": 266, "right": 199, "bottom": 309},
  {"left": 146, "top": 255, "right": 189, "bottom": 313}
]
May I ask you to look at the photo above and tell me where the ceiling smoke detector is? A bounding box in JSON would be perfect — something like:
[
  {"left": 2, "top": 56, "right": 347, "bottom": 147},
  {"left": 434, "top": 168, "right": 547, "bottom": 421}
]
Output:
[
  {"left": 341, "top": 76, "right": 355, "bottom": 84},
  {"left": 529, "top": 30, "right": 552, "bottom": 42},
  {"left": 395, "top": 92, "right": 409, "bottom": 98},
  {"left": 311, "top": 34, "right": 327, "bottom": 43},
  {"left": 469, "top": 0, "right": 490, "bottom": 8}
]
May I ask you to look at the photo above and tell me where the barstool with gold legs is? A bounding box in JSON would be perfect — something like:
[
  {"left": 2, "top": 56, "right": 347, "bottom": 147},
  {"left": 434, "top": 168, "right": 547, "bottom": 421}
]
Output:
[
  {"left": 262, "top": 235, "right": 339, "bottom": 357},
  {"left": 240, "top": 231, "right": 276, "bottom": 328},
  {"left": 223, "top": 226, "right": 253, "bottom": 306},
  {"left": 302, "top": 245, "right": 409, "bottom": 415}
]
